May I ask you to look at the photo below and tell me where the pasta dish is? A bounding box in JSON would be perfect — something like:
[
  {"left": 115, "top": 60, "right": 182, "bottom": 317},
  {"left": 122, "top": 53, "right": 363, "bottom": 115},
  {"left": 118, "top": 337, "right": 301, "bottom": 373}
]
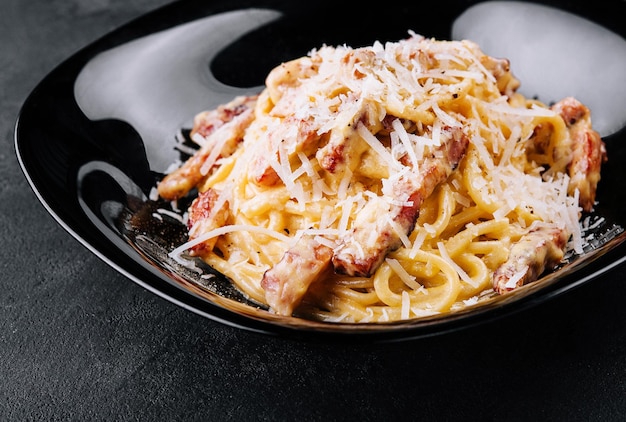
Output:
[{"left": 156, "top": 32, "right": 606, "bottom": 323}]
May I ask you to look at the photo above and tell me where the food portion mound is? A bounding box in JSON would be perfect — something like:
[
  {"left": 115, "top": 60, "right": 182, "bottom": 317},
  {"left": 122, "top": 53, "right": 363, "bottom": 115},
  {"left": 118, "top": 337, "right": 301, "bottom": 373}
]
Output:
[{"left": 157, "top": 33, "right": 606, "bottom": 323}]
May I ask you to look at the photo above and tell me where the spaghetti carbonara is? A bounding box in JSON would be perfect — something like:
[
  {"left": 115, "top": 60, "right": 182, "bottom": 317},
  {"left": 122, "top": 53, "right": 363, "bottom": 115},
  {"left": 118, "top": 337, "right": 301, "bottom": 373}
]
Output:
[{"left": 157, "top": 33, "right": 606, "bottom": 322}]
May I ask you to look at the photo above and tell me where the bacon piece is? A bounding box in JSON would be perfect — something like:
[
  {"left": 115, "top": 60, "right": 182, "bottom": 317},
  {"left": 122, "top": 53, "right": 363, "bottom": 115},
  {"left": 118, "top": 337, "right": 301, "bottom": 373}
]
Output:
[
  {"left": 332, "top": 126, "right": 469, "bottom": 277},
  {"left": 315, "top": 96, "right": 383, "bottom": 174},
  {"left": 552, "top": 97, "right": 607, "bottom": 212},
  {"left": 492, "top": 222, "right": 568, "bottom": 294},
  {"left": 261, "top": 236, "right": 333, "bottom": 316},
  {"left": 480, "top": 55, "right": 520, "bottom": 97},
  {"left": 246, "top": 56, "right": 327, "bottom": 187},
  {"left": 186, "top": 188, "right": 229, "bottom": 255},
  {"left": 248, "top": 116, "right": 321, "bottom": 186},
  {"left": 157, "top": 95, "right": 257, "bottom": 200}
]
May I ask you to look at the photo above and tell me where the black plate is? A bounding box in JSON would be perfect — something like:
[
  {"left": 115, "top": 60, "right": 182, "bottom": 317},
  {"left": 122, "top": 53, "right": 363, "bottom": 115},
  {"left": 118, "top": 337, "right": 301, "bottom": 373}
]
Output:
[{"left": 15, "top": 0, "right": 626, "bottom": 342}]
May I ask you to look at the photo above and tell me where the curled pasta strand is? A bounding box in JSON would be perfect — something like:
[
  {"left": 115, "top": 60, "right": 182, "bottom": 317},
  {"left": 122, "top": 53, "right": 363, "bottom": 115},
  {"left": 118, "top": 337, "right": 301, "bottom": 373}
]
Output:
[
  {"left": 455, "top": 252, "right": 491, "bottom": 298},
  {"left": 445, "top": 219, "right": 514, "bottom": 257},
  {"left": 415, "top": 184, "right": 456, "bottom": 239},
  {"left": 373, "top": 250, "right": 460, "bottom": 314}
]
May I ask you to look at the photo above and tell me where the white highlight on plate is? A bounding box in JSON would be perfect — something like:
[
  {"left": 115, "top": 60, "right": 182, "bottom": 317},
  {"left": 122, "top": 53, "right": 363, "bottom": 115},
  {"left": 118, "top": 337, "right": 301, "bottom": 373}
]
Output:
[
  {"left": 452, "top": 1, "right": 626, "bottom": 137},
  {"left": 74, "top": 9, "right": 282, "bottom": 172}
]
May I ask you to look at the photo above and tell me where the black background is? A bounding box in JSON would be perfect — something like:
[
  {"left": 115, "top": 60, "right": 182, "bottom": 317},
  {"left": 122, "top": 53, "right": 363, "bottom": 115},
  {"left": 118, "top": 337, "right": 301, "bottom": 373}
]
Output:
[{"left": 3, "top": 0, "right": 626, "bottom": 420}]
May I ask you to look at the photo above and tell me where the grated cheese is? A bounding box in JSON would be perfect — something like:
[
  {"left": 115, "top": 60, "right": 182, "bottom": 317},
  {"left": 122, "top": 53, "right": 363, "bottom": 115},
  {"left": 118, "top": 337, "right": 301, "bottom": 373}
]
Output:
[{"left": 401, "top": 290, "right": 410, "bottom": 320}]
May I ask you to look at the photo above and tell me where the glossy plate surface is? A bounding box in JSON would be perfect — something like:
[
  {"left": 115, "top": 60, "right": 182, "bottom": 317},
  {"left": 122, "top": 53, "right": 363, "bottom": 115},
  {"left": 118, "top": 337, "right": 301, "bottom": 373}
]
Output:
[{"left": 15, "top": 0, "right": 626, "bottom": 341}]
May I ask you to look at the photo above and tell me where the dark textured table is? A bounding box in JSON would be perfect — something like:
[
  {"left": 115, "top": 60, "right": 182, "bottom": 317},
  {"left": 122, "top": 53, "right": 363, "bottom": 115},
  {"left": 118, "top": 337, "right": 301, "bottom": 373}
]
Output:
[{"left": 3, "top": 1, "right": 626, "bottom": 420}]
